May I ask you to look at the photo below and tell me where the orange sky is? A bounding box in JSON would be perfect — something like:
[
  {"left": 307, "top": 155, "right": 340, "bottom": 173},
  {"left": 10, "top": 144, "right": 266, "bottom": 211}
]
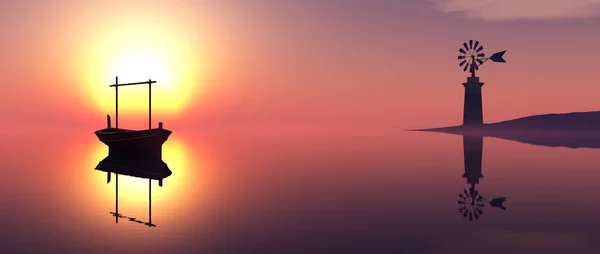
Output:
[{"left": 2, "top": 0, "right": 600, "bottom": 130}]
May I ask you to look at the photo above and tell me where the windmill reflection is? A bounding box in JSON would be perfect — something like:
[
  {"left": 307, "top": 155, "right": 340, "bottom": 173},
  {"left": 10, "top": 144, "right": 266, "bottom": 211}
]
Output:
[{"left": 458, "top": 135, "right": 506, "bottom": 221}]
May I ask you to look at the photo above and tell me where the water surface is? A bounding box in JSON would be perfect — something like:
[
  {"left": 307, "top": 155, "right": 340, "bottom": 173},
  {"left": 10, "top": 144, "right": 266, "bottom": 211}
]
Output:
[{"left": 1, "top": 127, "right": 599, "bottom": 253}]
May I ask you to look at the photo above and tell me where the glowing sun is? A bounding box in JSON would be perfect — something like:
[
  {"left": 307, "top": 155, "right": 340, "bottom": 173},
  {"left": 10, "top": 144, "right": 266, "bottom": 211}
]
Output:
[{"left": 79, "top": 13, "right": 210, "bottom": 116}]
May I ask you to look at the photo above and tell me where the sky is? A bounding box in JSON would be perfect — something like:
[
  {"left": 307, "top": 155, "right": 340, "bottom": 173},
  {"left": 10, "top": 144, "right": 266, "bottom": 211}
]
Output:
[{"left": 2, "top": 0, "right": 600, "bottom": 130}]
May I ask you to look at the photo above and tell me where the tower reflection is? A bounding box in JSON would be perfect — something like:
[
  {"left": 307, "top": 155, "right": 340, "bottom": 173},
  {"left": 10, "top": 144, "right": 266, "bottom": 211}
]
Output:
[{"left": 458, "top": 135, "right": 506, "bottom": 221}]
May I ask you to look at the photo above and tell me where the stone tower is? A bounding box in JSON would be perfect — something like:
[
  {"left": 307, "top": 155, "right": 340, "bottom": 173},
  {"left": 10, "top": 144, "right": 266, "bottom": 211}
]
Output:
[{"left": 462, "top": 76, "right": 484, "bottom": 125}]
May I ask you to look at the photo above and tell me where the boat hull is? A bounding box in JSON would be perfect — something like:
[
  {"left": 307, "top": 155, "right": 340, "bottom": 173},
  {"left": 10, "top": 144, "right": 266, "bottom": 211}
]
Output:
[{"left": 95, "top": 128, "right": 171, "bottom": 147}]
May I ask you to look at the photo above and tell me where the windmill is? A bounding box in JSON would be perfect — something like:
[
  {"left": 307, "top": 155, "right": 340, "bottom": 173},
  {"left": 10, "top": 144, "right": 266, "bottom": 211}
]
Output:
[{"left": 457, "top": 40, "right": 506, "bottom": 125}]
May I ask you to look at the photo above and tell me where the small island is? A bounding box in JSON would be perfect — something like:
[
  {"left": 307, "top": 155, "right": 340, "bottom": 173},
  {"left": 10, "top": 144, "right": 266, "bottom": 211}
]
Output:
[{"left": 414, "top": 111, "right": 600, "bottom": 149}]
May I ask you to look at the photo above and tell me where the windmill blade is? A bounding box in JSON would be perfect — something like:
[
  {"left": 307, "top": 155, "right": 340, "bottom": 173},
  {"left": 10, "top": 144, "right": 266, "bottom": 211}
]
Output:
[
  {"left": 458, "top": 55, "right": 466, "bottom": 60},
  {"left": 490, "top": 50, "right": 507, "bottom": 63},
  {"left": 459, "top": 48, "right": 466, "bottom": 54},
  {"left": 476, "top": 59, "right": 484, "bottom": 65},
  {"left": 463, "top": 42, "right": 469, "bottom": 52},
  {"left": 469, "top": 40, "right": 473, "bottom": 49},
  {"left": 474, "top": 64, "right": 479, "bottom": 70},
  {"left": 459, "top": 60, "right": 467, "bottom": 66},
  {"left": 476, "top": 45, "right": 484, "bottom": 52},
  {"left": 473, "top": 41, "right": 480, "bottom": 51},
  {"left": 463, "top": 63, "right": 469, "bottom": 71},
  {"left": 477, "top": 53, "right": 485, "bottom": 57}
]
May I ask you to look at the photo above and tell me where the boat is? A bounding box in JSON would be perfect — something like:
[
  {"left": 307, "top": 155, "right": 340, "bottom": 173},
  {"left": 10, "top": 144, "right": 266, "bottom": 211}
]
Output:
[
  {"left": 95, "top": 116, "right": 172, "bottom": 160},
  {"left": 94, "top": 77, "right": 173, "bottom": 185},
  {"left": 95, "top": 120, "right": 171, "bottom": 148}
]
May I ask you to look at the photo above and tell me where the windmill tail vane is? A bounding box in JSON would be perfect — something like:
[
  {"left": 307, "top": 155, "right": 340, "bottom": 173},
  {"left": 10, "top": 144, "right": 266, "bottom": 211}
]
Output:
[{"left": 489, "top": 50, "right": 507, "bottom": 63}]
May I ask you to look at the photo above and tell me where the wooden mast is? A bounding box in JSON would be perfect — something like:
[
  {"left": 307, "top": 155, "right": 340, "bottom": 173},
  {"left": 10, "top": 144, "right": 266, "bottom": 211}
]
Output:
[
  {"left": 149, "top": 79, "right": 152, "bottom": 130},
  {"left": 115, "top": 76, "right": 119, "bottom": 129},
  {"left": 110, "top": 78, "right": 156, "bottom": 130}
]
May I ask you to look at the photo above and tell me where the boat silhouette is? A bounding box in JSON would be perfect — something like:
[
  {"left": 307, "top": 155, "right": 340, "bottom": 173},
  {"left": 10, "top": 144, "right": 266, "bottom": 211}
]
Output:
[
  {"left": 94, "top": 77, "right": 172, "bottom": 186},
  {"left": 96, "top": 120, "right": 171, "bottom": 149}
]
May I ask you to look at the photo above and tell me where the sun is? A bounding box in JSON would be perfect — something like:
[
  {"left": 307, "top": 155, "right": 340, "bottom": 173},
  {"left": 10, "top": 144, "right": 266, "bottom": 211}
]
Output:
[
  {"left": 112, "top": 52, "right": 171, "bottom": 88},
  {"left": 77, "top": 12, "right": 211, "bottom": 117}
]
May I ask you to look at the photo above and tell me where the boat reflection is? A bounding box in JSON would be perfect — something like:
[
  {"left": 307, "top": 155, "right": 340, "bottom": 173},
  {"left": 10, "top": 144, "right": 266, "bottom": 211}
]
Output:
[
  {"left": 458, "top": 135, "right": 507, "bottom": 222},
  {"left": 97, "top": 168, "right": 167, "bottom": 227}
]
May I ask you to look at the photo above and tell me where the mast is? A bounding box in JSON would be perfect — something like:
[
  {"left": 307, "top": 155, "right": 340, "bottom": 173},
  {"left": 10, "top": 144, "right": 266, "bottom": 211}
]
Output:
[
  {"left": 149, "top": 79, "right": 152, "bottom": 130},
  {"left": 110, "top": 78, "right": 156, "bottom": 129},
  {"left": 115, "top": 76, "right": 119, "bottom": 129}
]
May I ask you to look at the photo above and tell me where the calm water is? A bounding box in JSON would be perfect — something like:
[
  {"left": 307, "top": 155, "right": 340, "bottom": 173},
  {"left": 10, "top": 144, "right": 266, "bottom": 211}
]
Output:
[{"left": 2, "top": 127, "right": 600, "bottom": 253}]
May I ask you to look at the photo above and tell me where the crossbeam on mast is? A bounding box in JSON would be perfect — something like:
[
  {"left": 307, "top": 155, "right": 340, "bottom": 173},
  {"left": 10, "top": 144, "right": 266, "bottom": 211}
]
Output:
[
  {"left": 110, "top": 80, "right": 156, "bottom": 87},
  {"left": 112, "top": 77, "right": 156, "bottom": 130}
]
